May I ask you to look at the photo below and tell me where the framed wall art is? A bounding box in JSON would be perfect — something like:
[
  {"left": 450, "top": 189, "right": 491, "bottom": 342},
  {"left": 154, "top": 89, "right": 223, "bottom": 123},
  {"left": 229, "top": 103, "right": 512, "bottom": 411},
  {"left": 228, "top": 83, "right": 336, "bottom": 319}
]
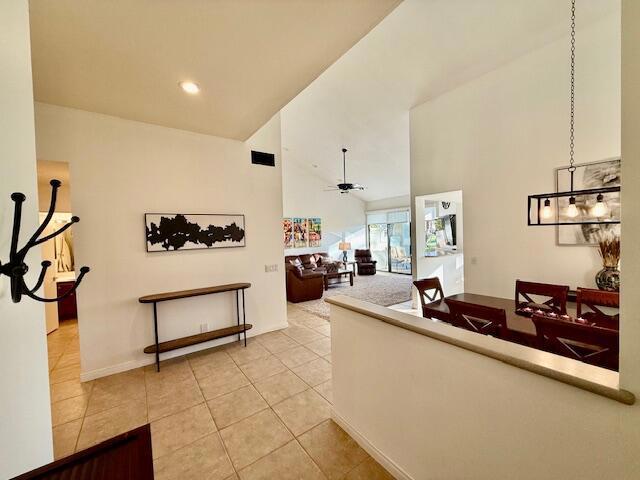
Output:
[{"left": 145, "top": 213, "right": 245, "bottom": 252}]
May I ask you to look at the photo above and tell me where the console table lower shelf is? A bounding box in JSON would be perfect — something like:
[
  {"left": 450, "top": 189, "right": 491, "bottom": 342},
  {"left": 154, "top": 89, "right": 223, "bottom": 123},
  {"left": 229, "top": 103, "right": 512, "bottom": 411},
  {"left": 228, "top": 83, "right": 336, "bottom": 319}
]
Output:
[{"left": 139, "top": 282, "right": 251, "bottom": 372}]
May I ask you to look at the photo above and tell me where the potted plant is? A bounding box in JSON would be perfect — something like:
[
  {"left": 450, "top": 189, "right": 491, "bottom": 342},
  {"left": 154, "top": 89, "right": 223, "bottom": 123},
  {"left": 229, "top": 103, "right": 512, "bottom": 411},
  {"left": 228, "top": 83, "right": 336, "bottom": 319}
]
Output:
[{"left": 595, "top": 232, "right": 620, "bottom": 291}]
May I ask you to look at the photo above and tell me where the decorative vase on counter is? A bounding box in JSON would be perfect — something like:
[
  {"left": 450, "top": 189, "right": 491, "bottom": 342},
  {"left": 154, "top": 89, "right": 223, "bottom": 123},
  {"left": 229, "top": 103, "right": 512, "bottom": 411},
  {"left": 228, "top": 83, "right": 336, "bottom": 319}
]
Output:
[{"left": 596, "top": 266, "right": 620, "bottom": 292}]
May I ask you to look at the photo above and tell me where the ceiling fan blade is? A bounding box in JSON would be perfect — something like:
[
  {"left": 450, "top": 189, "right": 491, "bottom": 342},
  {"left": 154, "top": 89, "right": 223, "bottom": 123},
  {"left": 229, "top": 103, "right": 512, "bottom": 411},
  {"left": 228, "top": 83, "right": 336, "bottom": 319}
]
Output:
[
  {"left": 352, "top": 184, "right": 366, "bottom": 190},
  {"left": 324, "top": 188, "right": 340, "bottom": 192}
]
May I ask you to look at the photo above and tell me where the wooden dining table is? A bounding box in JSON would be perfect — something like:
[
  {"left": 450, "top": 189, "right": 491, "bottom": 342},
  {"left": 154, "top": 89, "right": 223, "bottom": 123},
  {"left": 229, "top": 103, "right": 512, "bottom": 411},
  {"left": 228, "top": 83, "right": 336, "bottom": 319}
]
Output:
[{"left": 422, "top": 293, "right": 540, "bottom": 344}]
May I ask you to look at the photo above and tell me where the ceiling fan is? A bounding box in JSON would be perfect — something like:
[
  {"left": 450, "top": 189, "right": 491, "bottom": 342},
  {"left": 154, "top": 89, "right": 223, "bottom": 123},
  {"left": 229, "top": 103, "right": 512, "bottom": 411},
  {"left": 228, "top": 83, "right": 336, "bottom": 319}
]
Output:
[{"left": 325, "top": 148, "right": 365, "bottom": 194}]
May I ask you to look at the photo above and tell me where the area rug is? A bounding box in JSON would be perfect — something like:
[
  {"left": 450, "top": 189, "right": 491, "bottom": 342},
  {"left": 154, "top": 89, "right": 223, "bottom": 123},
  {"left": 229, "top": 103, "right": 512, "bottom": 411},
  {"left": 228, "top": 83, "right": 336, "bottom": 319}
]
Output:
[{"left": 296, "top": 273, "right": 413, "bottom": 320}]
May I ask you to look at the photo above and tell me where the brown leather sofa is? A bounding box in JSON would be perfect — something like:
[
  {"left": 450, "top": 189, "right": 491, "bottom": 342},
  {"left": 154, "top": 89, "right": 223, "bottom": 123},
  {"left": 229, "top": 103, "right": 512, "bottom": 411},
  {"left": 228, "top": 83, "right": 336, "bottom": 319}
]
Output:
[
  {"left": 354, "top": 249, "right": 377, "bottom": 275},
  {"left": 284, "top": 253, "right": 342, "bottom": 303}
]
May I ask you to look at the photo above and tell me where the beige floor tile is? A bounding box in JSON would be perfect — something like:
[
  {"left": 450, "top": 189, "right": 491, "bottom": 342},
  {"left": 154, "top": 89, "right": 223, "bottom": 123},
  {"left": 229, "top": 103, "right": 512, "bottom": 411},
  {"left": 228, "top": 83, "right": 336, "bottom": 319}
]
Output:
[
  {"left": 77, "top": 399, "right": 147, "bottom": 450},
  {"left": 281, "top": 325, "right": 324, "bottom": 345},
  {"left": 51, "top": 395, "right": 89, "bottom": 426},
  {"left": 188, "top": 349, "right": 234, "bottom": 379},
  {"left": 86, "top": 376, "right": 146, "bottom": 416},
  {"left": 324, "top": 353, "right": 332, "bottom": 363},
  {"left": 253, "top": 370, "right": 308, "bottom": 406},
  {"left": 198, "top": 363, "right": 250, "bottom": 400},
  {"left": 344, "top": 457, "right": 395, "bottom": 480},
  {"left": 56, "top": 352, "right": 81, "bottom": 369},
  {"left": 220, "top": 409, "right": 293, "bottom": 470},
  {"left": 272, "top": 389, "right": 331, "bottom": 436},
  {"left": 237, "top": 440, "right": 325, "bottom": 480},
  {"left": 94, "top": 367, "right": 145, "bottom": 388},
  {"left": 298, "top": 420, "right": 368, "bottom": 480},
  {"left": 313, "top": 324, "right": 331, "bottom": 337},
  {"left": 145, "top": 357, "right": 194, "bottom": 381},
  {"left": 151, "top": 403, "right": 216, "bottom": 459},
  {"left": 239, "top": 355, "right": 287, "bottom": 382},
  {"left": 153, "top": 433, "right": 234, "bottom": 480},
  {"left": 48, "top": 354, "right": 62, "bottom": 371},
  {"left": 255, "top": 332, "right": 299, "bottom": 354},
  {"left": 314, "top": 380, "right": 333, "bottom": 404},
  {"left": 148, "top": 377, "right": 204, "bottom": 421},
  {"left": 226, "top": 341, "right": 271, "bottom": 366},
  {"left": 304, "top": 337, "right": 331, "bottom": 357},
  {"left": 207, "top": 385, "right": 267, "bottom": 429},
  {"left": 50, "top": 379, "right": 93, "bottom": 404},
  {"left": 296, "top": 316, "right": 328, "bottom": 329},
  {"left": 49, "top": 364, "right": 81, "bottom": 384},
  {"left": 292, "top": 358, "right": 332, "bottom": 387},
  {"left": 225, "top": 474, "right": 240, "bottom": 480},
  {"left": 52, "top": 418, "right": 82, "bottom": 460},
  {"left": 274, "top": 345, "right": 319, "bottom": 369}
]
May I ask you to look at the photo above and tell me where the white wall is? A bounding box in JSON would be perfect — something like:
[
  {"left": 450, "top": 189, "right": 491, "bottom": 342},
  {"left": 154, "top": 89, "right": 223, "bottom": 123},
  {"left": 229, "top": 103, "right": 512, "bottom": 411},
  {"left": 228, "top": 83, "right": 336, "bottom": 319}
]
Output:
[
  {"left": 331, "top": 303, "right": 640, "bottom": 480},
  {"left": 0, "top": 1, "right": 53, "bottom": 476},
  {"left": 35, "top": 104, "right": 287, "bottom": 380},
  {"left": 365, "top": 194, "right": 410, "bottom": 212},
  {"left": 282, "top": 157, "right": 366, "bottom": 259},
  {"left": 410, "top": 12, "right": 621, "bottom": 298},
  {"left": 620, "top": 0, "right": 640, "bottom": 392}
]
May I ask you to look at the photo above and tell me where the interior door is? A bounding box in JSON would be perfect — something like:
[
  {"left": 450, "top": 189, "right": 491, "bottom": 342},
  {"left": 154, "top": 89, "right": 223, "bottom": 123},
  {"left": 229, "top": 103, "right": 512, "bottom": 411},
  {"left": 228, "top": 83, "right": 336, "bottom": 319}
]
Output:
[{"left": 368, "top": 223, "right": 389, "bottom": 271}]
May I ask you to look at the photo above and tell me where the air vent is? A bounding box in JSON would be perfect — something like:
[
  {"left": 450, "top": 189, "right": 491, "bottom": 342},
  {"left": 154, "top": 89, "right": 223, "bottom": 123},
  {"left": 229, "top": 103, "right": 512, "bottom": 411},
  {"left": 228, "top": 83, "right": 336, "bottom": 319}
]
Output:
[{"left": 251, "top": 150, "right": 275, "bottom": 167}]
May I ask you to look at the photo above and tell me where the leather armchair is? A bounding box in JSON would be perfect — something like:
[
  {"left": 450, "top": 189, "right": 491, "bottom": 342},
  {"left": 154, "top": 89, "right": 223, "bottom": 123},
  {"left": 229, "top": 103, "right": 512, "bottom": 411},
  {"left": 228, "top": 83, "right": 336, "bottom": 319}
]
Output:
[
  {"left": 285, "top": 267, "right": 324, "bottom": 303},
  {"left": 354, "top": 249, "right": 377, "bottom": 275}
]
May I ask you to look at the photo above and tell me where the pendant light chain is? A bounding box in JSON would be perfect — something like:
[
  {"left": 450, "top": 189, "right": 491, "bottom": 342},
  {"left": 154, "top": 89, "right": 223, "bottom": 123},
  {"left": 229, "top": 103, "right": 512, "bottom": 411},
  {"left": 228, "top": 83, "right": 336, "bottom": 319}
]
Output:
[{"left": 569, "top": 0, "right": 576, "bottom": 173}]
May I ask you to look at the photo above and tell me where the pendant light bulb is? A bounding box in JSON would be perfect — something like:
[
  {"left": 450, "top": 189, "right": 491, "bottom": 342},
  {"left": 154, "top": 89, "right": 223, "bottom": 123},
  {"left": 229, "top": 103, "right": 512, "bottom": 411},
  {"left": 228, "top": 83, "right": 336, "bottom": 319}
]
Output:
[
  {"left": 566, "top": 196, "right": 579, "bottom": 218},
  {"left": 592, "top": 193, "right": 607, "bottom": 218},
  {"left": 541, "top": 198, "right": 553, "bottom": 220}
]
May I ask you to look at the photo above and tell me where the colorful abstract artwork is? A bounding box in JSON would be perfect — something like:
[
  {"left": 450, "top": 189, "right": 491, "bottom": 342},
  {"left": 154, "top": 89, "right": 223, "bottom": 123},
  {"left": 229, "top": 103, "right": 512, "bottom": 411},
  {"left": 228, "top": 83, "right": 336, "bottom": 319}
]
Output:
[
  {"left": 293, "top": 217, "right": 308, "bottom": 248},
  {"left": 308, "top": 218, "right": 322, "bottom": 247},
  {"left": 283, "top": 218, "right": 293, "bottom": 248}
]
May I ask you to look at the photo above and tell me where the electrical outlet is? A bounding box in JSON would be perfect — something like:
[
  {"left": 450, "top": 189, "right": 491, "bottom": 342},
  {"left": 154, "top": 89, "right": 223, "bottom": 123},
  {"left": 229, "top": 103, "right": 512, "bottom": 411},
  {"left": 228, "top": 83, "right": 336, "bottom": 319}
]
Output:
[
  {"left": 265, "top": 264, "right": 278, "bottom": 272},
  {"left": 200, "top": 323, "right": 208, "bottom": 333}
]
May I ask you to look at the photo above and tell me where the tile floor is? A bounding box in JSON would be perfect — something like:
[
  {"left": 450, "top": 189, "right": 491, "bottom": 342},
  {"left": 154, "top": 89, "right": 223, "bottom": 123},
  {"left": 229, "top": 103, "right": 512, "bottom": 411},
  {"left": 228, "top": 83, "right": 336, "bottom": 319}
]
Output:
[{"left": 47, "top": 305, "right": 394, "bottom": 479}]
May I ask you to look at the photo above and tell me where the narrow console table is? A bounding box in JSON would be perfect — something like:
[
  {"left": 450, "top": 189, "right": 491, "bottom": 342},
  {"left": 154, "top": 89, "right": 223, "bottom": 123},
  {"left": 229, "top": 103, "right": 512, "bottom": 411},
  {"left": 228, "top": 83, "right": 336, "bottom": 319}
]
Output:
[{"left": 139, "top": 282, "right": 251, "bottom": 372}]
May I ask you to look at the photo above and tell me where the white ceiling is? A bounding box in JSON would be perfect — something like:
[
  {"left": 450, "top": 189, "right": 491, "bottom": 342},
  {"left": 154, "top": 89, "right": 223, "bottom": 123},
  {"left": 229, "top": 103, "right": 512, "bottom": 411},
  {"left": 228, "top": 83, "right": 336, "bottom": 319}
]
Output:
[
  {"left": 29, "top": 0, "right": 401, "bottom": 141},
  {"left": 281, "top": 0, "right": 619, "bottom": 202}
]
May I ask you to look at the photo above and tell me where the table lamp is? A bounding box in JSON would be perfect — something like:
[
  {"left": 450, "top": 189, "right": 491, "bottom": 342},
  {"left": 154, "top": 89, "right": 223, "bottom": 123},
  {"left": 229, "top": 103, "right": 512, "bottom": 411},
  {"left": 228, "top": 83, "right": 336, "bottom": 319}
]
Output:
[{"left": 338, "top": 242, "right": 351, "bottom": 263}]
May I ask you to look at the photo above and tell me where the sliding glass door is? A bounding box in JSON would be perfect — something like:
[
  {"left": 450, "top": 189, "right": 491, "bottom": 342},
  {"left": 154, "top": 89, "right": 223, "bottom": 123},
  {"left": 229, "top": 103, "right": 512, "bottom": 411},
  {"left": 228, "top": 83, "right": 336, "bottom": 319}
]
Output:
[
  {"left": 389, "top": 222, "right": 411, "bottom": 274},
  {"left": 368, "top": 223, "right": 389, "bottom": 271},
  {"left": 367, "top": 218, "right": 412, "bottom": 275}
]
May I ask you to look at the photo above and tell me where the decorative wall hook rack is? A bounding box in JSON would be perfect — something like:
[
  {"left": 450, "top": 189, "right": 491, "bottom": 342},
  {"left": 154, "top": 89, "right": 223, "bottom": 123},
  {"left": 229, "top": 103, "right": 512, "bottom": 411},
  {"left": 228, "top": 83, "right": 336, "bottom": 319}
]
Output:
[{"left": 0, "top": 179, "right": 89, "bottom": 303}]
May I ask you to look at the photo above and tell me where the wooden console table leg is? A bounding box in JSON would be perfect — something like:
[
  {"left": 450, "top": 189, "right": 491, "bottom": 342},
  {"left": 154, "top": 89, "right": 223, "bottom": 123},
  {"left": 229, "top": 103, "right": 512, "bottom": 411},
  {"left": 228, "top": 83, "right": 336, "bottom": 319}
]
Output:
[
  {"left": 153, "top": 302, "right": 160, "bottom": 372},
  {"left": 242, "top": 288, "right": 247, "bottom": 347},
  {"left": 235, "top": 290, "right": 241, "bottom": 342}
]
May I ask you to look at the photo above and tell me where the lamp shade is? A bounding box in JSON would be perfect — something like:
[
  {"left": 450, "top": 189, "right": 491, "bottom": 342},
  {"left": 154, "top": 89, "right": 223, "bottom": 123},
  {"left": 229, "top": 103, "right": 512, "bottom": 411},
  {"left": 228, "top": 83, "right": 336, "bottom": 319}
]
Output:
[{"left": 338, "top": 242, "right": 351, "bottom": 251}]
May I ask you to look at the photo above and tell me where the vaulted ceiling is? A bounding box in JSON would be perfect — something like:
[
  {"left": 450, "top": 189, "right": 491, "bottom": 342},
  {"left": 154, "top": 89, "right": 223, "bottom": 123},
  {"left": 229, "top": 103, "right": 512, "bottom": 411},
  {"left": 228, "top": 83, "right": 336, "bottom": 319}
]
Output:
[
  {"left": 281, "top": 0, "right": 619, "bottom": 202},
  {"left": 29, "top": 0, "right": 401, "bottom": 140}
]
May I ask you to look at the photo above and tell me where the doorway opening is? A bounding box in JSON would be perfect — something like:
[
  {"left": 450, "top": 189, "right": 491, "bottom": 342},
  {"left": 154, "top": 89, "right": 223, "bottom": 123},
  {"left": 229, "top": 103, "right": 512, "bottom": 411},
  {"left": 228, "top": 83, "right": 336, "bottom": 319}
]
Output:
[{"left": 36, "top": 160, "right": 82, "bottom": 396}]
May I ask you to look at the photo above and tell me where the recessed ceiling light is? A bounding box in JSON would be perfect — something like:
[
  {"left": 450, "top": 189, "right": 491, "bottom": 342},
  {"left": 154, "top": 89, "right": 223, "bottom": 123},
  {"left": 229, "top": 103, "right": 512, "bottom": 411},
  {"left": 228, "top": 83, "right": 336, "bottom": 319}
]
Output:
[
  {"left": 312, "top": 164, "right": 318, "bottom": 168},
  {"left": 179, "top": 81, "right": 200, "bottom": 94}
]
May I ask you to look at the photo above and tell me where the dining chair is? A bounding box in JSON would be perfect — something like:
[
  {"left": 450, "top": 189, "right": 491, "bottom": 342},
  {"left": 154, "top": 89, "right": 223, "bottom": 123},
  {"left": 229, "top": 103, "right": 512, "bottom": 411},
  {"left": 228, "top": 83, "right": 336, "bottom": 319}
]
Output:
[
  {"left": 445, "top": 298, "right": 509, "bottom": 339},
  {"left": 531, "top": 314, "right": 619, "bottom": 371},
  {"left": 413, "top": 277, "right": 446, "bottom": 319},
  {"left": 515, "top": 280, "right": 569, "bottom": 316},
  {"left": 576, "top": 288, "right": 619, "bottom": 328}
]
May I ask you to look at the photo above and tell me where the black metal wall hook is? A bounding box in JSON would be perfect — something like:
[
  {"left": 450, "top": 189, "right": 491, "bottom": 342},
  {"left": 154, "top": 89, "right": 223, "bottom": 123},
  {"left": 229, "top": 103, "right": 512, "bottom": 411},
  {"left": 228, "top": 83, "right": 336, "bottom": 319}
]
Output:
[{"left": 0, "top": 179, "right": 90, "bottom": 303}]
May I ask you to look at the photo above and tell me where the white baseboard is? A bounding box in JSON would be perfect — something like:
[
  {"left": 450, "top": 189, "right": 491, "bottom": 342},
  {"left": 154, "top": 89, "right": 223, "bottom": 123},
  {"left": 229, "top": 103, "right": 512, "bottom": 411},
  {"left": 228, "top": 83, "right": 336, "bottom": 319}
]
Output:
[
  {"left": 80, "top": 321, "right": 289, "bottom": 382},
  {"left": 331, "top": 409, "right": 413, "bottom": 480}
]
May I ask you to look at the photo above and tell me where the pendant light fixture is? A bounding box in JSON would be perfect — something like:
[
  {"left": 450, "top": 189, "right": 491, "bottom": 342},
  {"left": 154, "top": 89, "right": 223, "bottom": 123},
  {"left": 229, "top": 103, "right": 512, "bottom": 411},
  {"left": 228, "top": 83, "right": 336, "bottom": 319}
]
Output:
[{"left": 527, "top": 0, "right": 620, "bottom": 227}]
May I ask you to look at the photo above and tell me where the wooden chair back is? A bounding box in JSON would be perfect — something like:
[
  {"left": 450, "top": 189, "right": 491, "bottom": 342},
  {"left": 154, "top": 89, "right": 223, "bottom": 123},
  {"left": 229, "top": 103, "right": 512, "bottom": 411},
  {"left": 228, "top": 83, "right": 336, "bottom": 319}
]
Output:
[
  {"left": 576, "top": 288, "right": 619, "bottom": 328},
  {"left": 515, "top": 280, "right": 569, "bottom": 315},
  {"left": 413, "top": 277, "right": 445, "bottom": 314},
  {"left": 531, "top": 314, "right": 619, "bottom": 371},
  {"left": 445, "top": 298, "right": 508, "bottom": 339}
]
